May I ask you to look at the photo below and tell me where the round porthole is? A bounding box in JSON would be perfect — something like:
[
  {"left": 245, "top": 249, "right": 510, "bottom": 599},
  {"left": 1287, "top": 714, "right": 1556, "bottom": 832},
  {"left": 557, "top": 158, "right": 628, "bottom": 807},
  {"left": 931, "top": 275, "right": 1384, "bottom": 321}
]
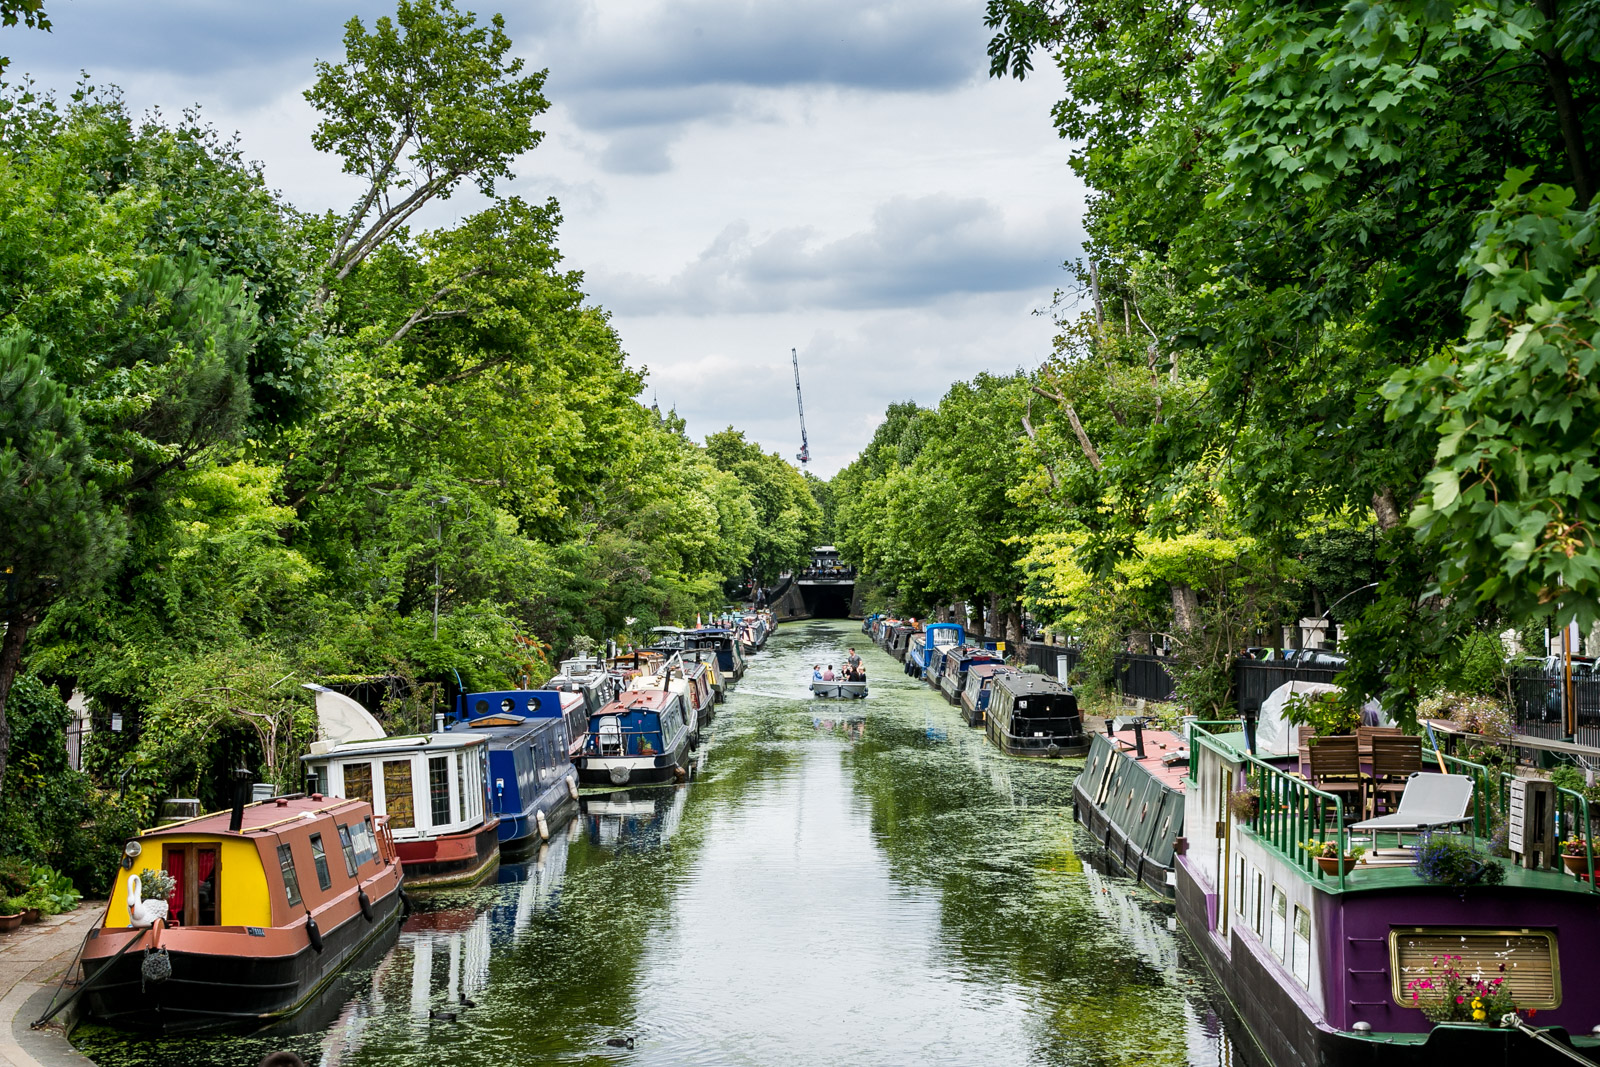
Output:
[
  {"left": 475, "top": 700, "right": 489, "bottom": 715},
  {"left": 527, "top": 698, "right": 538, "bottom": 713},
  {"left": 501, "top": 699, "right": 514, "bottom": 714}
]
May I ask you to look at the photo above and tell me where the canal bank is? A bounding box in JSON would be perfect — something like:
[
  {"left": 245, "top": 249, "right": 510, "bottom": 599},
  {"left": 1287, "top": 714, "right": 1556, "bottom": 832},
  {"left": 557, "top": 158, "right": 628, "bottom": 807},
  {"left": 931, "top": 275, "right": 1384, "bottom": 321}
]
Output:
[
  {"left": 1, "top": 906, "right": 99, "bottom": 1067},
  {"left": 69, "top": 620, "right": 1234, "bottom": 1067}
]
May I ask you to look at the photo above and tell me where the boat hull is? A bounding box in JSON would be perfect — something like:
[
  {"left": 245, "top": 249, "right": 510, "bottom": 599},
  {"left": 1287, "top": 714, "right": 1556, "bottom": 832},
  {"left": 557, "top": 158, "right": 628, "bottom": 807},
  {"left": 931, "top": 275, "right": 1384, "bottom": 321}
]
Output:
[
  {"left": 397, "top": 820, "right": 501, "bottom": 888},
  {"left": 1173, "top": 858, "right": 1600, "bottom": 1066},
  {"left": 498, "top": 779, "right": 578, "bottom": 855},
  {"left": 987, "top": 718, "right": 1088, "bottom": 758},
  {"left": 1071, "top": 731, "right": 1183, "bottom": 897},
  {"left": 811, "top": 681, "right": 867, "bottom": 699},
  {"left": 80, "top": 885, "right": 403, "bottom": 1034}
]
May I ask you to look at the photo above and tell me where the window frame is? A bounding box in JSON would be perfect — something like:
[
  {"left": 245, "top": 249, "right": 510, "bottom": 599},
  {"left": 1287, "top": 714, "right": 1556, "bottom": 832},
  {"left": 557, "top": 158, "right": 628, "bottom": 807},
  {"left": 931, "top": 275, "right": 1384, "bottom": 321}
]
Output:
[
  {"left": 336, "top": 823, "right": 359, "bottom": 877},
  {"left": 277, "top": 842, "right": 302, "bottom": 907},
  {"left": 309, "top": 832, "right": 333, "bottom": 891}
]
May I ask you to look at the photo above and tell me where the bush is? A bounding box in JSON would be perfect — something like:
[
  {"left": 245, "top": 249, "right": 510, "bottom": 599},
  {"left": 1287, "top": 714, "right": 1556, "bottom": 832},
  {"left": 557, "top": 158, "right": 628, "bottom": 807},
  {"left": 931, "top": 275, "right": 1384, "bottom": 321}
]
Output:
[
  {"left": 1413, "top": 832, "right": 1505, "bottom": 889},
  {"left": 1440, "top": 630, "right": 1508, "bottom": 695},
  {"left": 1284, "top": 691, "right": 1361, "bottom": 736}
]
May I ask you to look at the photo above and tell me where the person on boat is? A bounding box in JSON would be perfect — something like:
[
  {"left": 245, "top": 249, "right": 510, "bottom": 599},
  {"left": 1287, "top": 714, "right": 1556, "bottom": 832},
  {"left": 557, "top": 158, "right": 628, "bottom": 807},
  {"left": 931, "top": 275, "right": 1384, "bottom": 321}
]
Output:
[
  {"left": 845, "top": 648, "right": 862, "bottom": 680},
  {"left": 812, "top": 665, "right": 822, "bottom": 681},
  {"left": 823, "top": 665, "right": 836, "bottom": 681}
]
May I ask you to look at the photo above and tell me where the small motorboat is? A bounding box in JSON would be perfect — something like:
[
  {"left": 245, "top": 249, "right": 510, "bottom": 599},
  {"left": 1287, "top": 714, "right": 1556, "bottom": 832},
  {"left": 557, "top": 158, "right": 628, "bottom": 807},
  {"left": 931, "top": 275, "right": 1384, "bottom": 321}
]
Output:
[{"left": 811, "top": 678, "right": 868, "bottom": 699}]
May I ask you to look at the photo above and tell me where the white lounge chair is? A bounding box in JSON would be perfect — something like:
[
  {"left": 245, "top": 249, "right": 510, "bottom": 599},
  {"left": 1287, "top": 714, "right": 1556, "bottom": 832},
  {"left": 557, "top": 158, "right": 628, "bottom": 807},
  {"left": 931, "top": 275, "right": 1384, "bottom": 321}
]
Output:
[{"left": 1349, "top": 772, "right": 1474, "bottom": 851}]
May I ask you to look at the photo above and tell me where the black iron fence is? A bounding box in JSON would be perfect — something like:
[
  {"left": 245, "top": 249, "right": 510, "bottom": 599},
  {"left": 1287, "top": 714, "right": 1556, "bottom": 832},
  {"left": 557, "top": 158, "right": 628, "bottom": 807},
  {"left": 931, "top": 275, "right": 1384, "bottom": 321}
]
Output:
[
  {"left": 1508, "top": 668, "right": 1600, "bottom": 748},
  {"left": 1234, "top": 661, "right": 1342, "bottom": 714},
  {"left": 1024, "top": 642, "right": 1081, "bottom": 677},
  {"left": 1115, "top": 653, "right": 1178, "bottom": 703}
]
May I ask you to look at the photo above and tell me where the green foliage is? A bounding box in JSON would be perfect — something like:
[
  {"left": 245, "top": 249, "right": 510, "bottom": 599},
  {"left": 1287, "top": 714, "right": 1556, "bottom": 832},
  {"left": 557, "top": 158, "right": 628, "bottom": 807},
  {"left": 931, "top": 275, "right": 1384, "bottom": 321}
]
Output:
[
  {"left": 1284, "top": 692, "right": 1362, "bottom": 738},
  {"left": 1439, "top": 631, "right": 1509, "bottom": 696},
  {"left": 1413, "top": 832, "right": 1506, "bottom": 889},
  {"left": 704, "top": 427, "right": 818, "bottom": 585}
]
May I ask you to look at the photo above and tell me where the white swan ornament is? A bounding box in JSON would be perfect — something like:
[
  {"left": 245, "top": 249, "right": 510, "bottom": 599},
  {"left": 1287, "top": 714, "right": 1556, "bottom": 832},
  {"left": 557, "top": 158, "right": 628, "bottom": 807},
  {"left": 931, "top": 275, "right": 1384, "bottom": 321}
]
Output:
[{"left": 126, "top": 873, "right": 170, "bottom": 928}]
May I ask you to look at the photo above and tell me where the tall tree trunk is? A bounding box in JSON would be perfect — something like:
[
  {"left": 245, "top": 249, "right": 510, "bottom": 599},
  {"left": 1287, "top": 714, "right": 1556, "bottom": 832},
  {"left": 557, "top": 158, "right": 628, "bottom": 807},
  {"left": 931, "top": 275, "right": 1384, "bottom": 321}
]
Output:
[
  {"left": 1537, "top": 0, "right": 1594, "bottom": 207},
  {"left": 1171, "top": 582, "right": 1200, "bottom": 634},
  {"left": 1372, "top": 487, "right": 1402, "bottom": 532},
  {"left": 0, "top": 617, "right": 33, "bottom": 803},
  {"left": 1005, "top": 601, "right": 1025, "bottom": 657}
]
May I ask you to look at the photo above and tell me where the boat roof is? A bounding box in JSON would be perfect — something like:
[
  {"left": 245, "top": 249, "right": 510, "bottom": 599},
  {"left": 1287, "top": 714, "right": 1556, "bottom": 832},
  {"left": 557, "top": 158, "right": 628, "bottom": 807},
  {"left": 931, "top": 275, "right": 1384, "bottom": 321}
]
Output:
[
  {"left": 598, "top": 689, "right": 675, "bottom": 713},
  {"left": 302, "top": 731, "right": 487, "bottom": 761},
  {"left": 140, "top": 794, "right": 371, "bottom": 839},
  {"left": 969, "top": 662, "right": 1005, "bottom": 679},
  {"left": 992, "top": 670, "right": 1072, "bottom": 696}
]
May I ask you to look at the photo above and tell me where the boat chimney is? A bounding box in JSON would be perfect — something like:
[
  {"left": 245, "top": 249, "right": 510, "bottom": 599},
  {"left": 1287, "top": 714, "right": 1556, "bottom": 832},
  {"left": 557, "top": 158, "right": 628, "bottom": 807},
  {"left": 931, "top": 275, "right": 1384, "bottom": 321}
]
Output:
[
  {"left": 228, "top": 765, "right": 252, "bottom": 832},
  {"left": 434, "top": 712, "right": 446, "bottom": 732},
  {"left": 1242, "top": 700, "right": 1259, "bottom": 755},
  {"left": 1132, "top": 718, "right": 1146, "bottom": 760}
]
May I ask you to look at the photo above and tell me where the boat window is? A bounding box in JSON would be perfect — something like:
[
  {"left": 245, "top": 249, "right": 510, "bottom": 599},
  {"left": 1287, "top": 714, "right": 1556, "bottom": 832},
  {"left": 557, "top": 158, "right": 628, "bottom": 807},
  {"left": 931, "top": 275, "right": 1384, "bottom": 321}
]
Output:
[
  {"left": 475, "top": 699, "right": 489, "bottom": 715},
  {"left": 429, "top": 756, "right": 451, "bottom": 826},
  {"left": 1291, "top": 906, "right": 1311, "bottom": 986},
  {"left": 344, "top": 762, "right": 373, "bottom": 806},
  {"left": 278, "top": 843, "right": 302, "bottom": 907},
  {"left": 337, "top": 823, "right": 359, "bottom": 877},
  {"left": 1389, "top": 929, "right": 1559, "bottom": 1009},
  {"left": 456, "top": 752, "right": 468, "bottom": 826},
  {"left": 1233, "top": 856, "right": 1246, "bottom": 922},
  {"left": 310, "top": 832, "right": 333, "bottom": 890},
  {"left": 359, "top": 817, "right": 378, "bottom": 864},
  {"left": 162, "top": 844, "right": 219, "bottom": 927},
  {"left": 1251, "top": 869, "right": 1264, "bottom": 931},
  {"left": 501, "top": 699, "right": 515, "bottom": 714},
  {"left": 1269, "top": 887, "right": 1288, "bottom": 959},
  {"left": 383, "top": 759, "right": 415, "bottom": 828}
]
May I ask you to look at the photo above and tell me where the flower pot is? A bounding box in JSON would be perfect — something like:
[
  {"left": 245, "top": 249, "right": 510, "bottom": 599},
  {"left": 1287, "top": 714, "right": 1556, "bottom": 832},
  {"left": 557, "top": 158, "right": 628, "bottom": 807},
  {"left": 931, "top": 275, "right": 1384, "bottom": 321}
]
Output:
[
  {"left": 21, "top": 908, "right": 40, "bottom": 923},
  {"left": 0, "top": 913, "right": 22, "bottom": 933},
  {"left": 1562, "top": 853, "right": 1590, "bottom": 875},
  {"left": 1316, "top": 855, "right": 1358, "bottom": 876}
]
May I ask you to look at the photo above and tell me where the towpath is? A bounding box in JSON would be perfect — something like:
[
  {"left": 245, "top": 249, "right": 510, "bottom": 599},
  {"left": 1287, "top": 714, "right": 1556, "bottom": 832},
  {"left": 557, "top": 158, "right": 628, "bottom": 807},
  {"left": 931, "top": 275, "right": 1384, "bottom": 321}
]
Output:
[{"left": 0, "top": 906, "right": 100, "bottom": 1067}]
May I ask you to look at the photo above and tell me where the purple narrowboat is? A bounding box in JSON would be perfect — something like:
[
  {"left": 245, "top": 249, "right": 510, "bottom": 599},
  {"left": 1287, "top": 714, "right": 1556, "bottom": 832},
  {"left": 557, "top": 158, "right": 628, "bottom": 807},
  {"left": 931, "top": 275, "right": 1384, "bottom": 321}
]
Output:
[{"left": 1172, "top": 722, "right": 1600, "bottom": 1065}]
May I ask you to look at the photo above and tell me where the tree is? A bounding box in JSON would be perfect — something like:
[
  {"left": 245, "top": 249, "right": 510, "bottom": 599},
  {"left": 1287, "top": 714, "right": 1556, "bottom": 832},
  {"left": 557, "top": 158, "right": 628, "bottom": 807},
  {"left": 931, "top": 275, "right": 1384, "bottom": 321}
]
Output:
[
  {"left": 704, "top": 428, "right": 821, "bottom": 585},
  {"left": 0, "top": 339, "right": 123, "bottom": 798},
  {"left": 306, "top": 0, "right": 549, "bottom": 303}
]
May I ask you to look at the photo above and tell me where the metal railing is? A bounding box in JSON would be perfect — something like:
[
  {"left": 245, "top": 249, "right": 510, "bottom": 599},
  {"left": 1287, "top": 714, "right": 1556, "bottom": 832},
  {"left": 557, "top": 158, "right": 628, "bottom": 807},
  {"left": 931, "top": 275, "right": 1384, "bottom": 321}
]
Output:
[
  {"left": 1189, "top": 722, "right": 1350, "bottom": 889},
  {"left": 1556, "top": 785, "right": 1597, "bottom": 889}
]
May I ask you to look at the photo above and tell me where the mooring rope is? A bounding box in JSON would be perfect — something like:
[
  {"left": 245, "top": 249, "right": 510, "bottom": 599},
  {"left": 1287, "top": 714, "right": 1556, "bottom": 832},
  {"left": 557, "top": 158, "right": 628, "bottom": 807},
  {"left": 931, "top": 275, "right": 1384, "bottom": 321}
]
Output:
[{"left": 1501, "top": 1014, "right": 1596, "bottom": 1065}]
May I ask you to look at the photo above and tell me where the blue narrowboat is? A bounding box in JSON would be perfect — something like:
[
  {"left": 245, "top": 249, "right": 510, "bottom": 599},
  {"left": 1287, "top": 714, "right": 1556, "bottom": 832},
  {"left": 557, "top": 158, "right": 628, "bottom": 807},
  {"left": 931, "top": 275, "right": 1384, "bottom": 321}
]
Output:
[
  {"left": 907, "top": 622, "right": 964, "bottom": 680},
  {"left": 688, "top": 627, "right": 746, "bottom": 682},
  {"left": 937, "top": 645, "right": 1005, "bottom": 705},
  {"left": 577, "top": 688, "right": 696, "bottom": 787},
  {"left": 447, "top": 690, "right": 579, "bottom": 854}
]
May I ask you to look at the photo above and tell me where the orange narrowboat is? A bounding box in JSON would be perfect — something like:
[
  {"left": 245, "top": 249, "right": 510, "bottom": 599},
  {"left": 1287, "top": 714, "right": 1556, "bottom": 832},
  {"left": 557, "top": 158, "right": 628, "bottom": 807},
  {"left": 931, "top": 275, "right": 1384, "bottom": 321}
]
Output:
[{"left": 78, "top": 793, "right": 404, "bottom": 1032}]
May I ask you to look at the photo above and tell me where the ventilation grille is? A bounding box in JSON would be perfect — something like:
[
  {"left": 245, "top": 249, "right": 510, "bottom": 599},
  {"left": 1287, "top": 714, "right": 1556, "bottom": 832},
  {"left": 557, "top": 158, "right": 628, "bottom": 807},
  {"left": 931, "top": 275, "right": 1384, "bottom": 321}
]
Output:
[{"left": 1390, "top": 929, "right": 1559, "bottom": 1009}]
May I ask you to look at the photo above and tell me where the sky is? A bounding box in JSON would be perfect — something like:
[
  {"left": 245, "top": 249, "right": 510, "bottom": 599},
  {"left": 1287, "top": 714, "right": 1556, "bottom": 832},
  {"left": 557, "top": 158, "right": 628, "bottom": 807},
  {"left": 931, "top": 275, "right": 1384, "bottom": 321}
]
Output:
[{"left": 4, "top": 0, "right": 1083, "bottom": 476}]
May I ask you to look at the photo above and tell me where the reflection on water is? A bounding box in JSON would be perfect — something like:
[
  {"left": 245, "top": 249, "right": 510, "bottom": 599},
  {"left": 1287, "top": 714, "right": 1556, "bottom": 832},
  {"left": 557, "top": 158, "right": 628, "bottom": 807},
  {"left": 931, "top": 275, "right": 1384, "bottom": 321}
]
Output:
[{"left": 75, "top": 620, "right": 1236, "bottom": 1067}]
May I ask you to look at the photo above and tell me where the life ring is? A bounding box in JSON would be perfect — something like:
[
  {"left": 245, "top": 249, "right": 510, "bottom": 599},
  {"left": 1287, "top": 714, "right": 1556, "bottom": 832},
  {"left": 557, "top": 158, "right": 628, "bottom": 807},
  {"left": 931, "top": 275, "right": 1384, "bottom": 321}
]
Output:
[
  {"left": 565, "top": 775, "right": 579, "bottom": 801},
  {"left": 305, "top": 914, "right": 324, "bottom": 954},
  {"left": 536, "top": 809, "right": 550, "bottom": 842},
  {"left": 359, "top": 889, "right": 374, "bottom": 922}
]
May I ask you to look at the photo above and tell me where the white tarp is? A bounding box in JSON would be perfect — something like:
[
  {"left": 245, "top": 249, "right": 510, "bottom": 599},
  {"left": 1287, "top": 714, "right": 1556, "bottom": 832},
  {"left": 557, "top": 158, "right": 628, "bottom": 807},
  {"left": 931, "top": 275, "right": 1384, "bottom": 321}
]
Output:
[
  {"left": 1254, "top": 680, "right": 1394, "bottom": 755},
  {"left": 302, "top": 683, "right": 385, "bottom": 749},
  {"left": 1255, "top": 681, "right": 1342, "bottom": 756}
]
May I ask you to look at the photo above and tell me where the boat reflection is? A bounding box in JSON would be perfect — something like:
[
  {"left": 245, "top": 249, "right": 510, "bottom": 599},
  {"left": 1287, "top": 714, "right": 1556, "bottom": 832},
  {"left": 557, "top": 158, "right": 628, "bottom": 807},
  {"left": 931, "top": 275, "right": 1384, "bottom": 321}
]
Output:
[{"left": 581, "top": 785, "right": 690, "bottom": 851}]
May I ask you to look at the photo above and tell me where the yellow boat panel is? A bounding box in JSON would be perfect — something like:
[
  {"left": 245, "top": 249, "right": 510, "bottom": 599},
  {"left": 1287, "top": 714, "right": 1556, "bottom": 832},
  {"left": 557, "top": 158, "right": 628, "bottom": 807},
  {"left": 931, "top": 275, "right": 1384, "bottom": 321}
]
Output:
[{"left": 102, "top": 835, "right": 270, "bottom": 929}]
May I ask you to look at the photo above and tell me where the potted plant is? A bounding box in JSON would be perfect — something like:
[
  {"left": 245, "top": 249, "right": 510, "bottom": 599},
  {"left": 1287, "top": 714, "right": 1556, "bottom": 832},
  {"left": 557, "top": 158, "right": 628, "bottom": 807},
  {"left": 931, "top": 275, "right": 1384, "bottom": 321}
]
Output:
[
  {"left": 1403, "top": 953, "right": 1517, "bottom": 1025},
  {"left": 1227, "top": 786, "right": 1260, "bottom": 821},
  {"left": 1300, "top": 838, "right": 1366, "bottom": 875},
  {"left": 1413, "top": 832, "right": 1506, "bottom": 892},
  {"left": 1559, "top": 835, "right": 1590, "bottom": 875},
  {"left": 0, "top": 897, "right": 23, "bottom": 932}
]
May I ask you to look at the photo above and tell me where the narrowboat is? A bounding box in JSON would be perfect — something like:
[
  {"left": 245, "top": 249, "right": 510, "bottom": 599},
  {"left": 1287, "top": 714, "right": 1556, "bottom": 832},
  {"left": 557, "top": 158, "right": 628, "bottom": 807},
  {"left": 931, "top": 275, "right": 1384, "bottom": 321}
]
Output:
[
  {"left": 1179, "top": 722, "right": 1600, "bottom": 1065},
  {"left": 686, "top": 627, "right": 746, "bottom": 682},
  {"left": 577, "top": 688, "right": 697, "bottom": 786},
  {"left": 936, "top": 645, "right": 1004, "bottom": 704},
  {"left": 958, "top": 661, "right": 1005, "bottom": 725},
  {"left": 303, "top": 733, "right": 499, "bottom": 887},
  {"left": 79, "top": 792, "right": 404, "bottom": 1032},
  {"left": 1073, "top": 722, "right": 1186, "bottom": 895},
  {"left": 886, "top": 623, "right": 919, "bottom": 663},
  {"left": 545, "top": 655, "right": 619, "bottom": 737},
  {"left": 906, "top": 622, "right": 963, "bottom": 680},
  {"left": 628, "top": 655, "right": 715, "bottom": 734},
  {"left": 985, "top": 670, "right": 1086, "bottom": 757},
  {"left": 445, "top": 690, "right": 581, "bottom": 855}
]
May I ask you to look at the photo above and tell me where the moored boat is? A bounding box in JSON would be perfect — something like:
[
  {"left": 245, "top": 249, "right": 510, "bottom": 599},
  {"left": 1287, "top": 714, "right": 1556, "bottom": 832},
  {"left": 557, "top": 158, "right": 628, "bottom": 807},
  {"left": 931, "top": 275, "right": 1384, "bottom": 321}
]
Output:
[
  {"left": 304, "top": 732, "right": 500, "bottom": 887},
  {"left": 906, "top": 622, "right": 963, "bottom": 680},
  {"left": 79, "top": 793, "right": 404, "bottom": 1033},
  {"left": 445, "top": 689, "right": 581, "bottom": 855},
  {"left": 958, "top": 661, "right": 1005, "bottom": 725},
  {"left": 1072, "top": 724, "right": 1186, "bottom": 895},
  {"left": 984, "top": 670, "right": 1087, "bottom": 757},
  {"left": 935, "top": 644, "right": 1004, "bottom": 704},
  {"left": 577, "top": 688, "right": 697, "bottom": 786}
]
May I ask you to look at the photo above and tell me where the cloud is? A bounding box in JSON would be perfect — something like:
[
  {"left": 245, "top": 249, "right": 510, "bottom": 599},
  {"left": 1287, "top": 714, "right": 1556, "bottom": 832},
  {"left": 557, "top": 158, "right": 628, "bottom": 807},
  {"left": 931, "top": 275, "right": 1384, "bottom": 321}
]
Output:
[{"left": 590, "top": 194, "right": 1075, "bottom": 314}]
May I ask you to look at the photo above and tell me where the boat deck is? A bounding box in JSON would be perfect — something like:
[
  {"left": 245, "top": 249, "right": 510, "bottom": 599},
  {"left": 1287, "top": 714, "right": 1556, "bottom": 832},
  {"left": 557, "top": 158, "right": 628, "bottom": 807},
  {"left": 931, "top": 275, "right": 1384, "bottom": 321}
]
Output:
[{"left": 1102, "top": 726, "right": 1189, "bottom": 791}]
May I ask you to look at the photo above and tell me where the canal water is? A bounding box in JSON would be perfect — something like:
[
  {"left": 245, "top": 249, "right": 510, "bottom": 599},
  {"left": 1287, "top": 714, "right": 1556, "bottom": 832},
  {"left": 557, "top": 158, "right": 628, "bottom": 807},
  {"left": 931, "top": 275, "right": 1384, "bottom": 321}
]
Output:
[{"left": 75, "top": 619, "right": 1239, "bottom": 1067}]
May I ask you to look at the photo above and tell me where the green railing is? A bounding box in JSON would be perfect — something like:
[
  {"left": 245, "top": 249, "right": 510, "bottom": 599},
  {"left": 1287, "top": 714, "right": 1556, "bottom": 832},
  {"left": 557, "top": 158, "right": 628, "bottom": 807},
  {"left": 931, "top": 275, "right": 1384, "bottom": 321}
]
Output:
[
  {"left": 1188, "top": 723, "right": 1351, "bottom": 890},
  {"left": 1555, "top": 786, "right": 1597, "bottom": 890},
  {"left": 1184, "top": 719, "right": 1242, "bottom": 784},
  {"left": 1422, "top": 748, "right": 1492, "bottom": 839}
]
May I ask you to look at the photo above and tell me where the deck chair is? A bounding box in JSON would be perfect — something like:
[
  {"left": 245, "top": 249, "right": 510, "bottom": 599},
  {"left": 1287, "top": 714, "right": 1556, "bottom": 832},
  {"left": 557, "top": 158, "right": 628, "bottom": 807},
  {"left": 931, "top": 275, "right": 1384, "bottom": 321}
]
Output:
[{"left": 1350, "top": 772, "right": 1474, "bottom": 850}]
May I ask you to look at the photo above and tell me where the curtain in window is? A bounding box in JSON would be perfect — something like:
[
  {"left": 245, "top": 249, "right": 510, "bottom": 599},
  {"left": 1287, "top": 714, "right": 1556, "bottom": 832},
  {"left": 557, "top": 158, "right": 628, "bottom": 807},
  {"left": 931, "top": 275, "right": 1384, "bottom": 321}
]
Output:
[
  {"left": 383, "top": 760, "right": 415, "bottom": 828},
  {"left": 165, "top": 850, "right": 185, "bottom": 918}
]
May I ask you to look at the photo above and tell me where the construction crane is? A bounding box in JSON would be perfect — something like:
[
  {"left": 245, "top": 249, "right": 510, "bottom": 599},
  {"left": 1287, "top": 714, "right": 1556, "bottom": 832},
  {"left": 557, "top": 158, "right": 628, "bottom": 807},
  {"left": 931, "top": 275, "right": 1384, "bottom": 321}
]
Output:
[{"left": 791, "top": 347, "right": 810, "bottom": 468}]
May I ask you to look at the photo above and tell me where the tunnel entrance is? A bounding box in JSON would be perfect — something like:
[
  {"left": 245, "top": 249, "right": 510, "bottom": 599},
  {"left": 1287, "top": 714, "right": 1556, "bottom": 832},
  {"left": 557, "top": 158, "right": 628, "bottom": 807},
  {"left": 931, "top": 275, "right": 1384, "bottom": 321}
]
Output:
[{"left": 802, "top": 583, "right": 853, "bottom": 619}]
